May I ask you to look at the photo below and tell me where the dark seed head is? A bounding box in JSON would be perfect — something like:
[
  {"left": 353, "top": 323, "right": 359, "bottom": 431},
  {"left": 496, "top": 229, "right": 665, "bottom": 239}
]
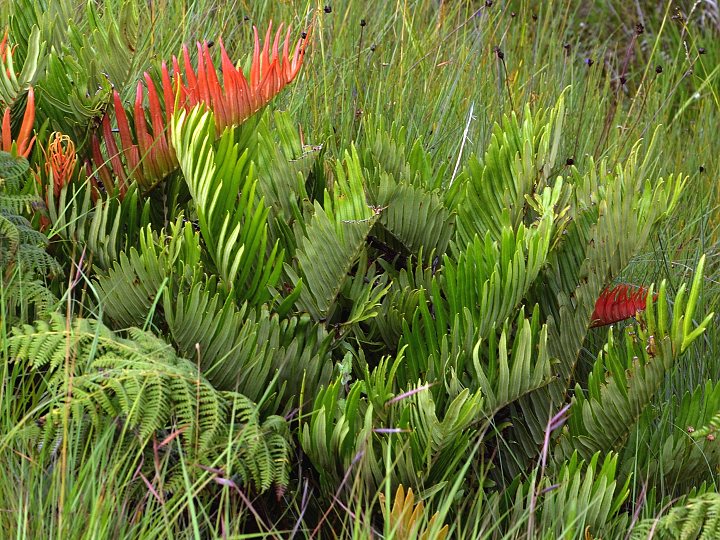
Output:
[
  {"left": 699, "top": 47, "right": 706, "bottom": 55},
  {"left": 243, "top": 15, "right": 250, "bottom": 21},
  {"left": 301, "top": 32, "right": 307, "bottom": 39},
  {"left": 635, "top": 23, "right": 644, "bottom": 35},
  {"left": 566, "top": 157, "right": 574, "bottom": 166},
  {"left": 510, "top": 11, "right": 516, "bottom": 18},
  {"left": 700, "top": 166, "right": 705, "bottom": 173},
  {"left": 360, "top": 19, "right": 366, "bottom": 27},
  {"left": 620, "top": 75, "right": 627, "bottom": 85},
  {"left": 563, "top": 42, "right": 571, "bottom": 51},
  {"left": 532, "top": 13, "right": 538, "bottom": 21},
  {"left": 370, "top": 44, "right": 376, "bottom": 52},
  {"left": 494, "top": 46, "right": 504, "bottom": 60},
  {"left": 485, "top": 0, "right": 493, "bottom": 6},
  {"left": 655, "top": 65, "right": 663, "bottom": 74},
  {"left": 324, "top": 5, "right": 332, "bottom": 14},
  {"left": 207, "top": 40, "right": 214, "bottom": 48}
]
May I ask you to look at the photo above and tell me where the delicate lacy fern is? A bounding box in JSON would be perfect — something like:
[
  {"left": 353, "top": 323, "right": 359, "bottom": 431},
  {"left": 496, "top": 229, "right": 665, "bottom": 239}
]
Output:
[
  {"left": 630, "top": 493, "right": 720, "bottom": 539},
  {"left": 1, "top": 150, "right": 61, "bottom": 323},
  {"left": 7, "top": 313, "right": 291, "bottom": 493}
]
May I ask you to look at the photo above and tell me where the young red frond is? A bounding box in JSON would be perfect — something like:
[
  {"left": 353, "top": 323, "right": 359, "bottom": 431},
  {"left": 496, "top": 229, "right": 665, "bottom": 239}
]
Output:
[
  {"left": 1, "top": 87, "right": 35, "bottom": 157},
  {"left": 101, "top": 113, "right": 128, "bottom": 193},
  {"left": 0, "top": 28, "right": 8, "bottom": 63},
  {"left": 16, "top": 87, "right": 36, "bottom": 157},
  {"left": 590, "top": 284, "right": 654, "bottom": 328},
  {"left": 182, "top": 45, "right": 199, "bottom": 105},
  {"left": 1, "top": 107, "right": 10, "bottom": 151},
  {"left": 144, "top": 72, "right": 174, "bottom": 175},
  {"left": 113, "top": 90, "right": 141, "bottom": 178},
  {"left": 161, "top": 62, "right": 176, "bottom": 124},
  {"left": 90, "top": 133, "right": 114, "bottom": 192},
  {"left": 133, "top": 82, "right": 154, "bottom": 178},
  {"left": 89, "top": 20, "right": 310, "bottom": 194}
]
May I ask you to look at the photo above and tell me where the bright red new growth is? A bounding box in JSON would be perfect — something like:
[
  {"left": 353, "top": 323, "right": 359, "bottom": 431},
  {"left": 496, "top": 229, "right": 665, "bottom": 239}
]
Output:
[
  {"left": 0, "top": 28, "right": 8, "bottom": 63},
  {"left": 590, "top": 284, "right": 654, "bottom": 328},
  {"left": 92, "top": 21, "right": 311, "bottom": 193},
  {"left": 1, "top": 87, "right": 36, "bottom": 158}
]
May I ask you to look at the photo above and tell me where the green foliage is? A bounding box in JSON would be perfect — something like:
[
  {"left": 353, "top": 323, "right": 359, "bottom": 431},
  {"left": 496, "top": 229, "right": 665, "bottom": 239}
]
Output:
[
  {"left": 300, "top": 367, "right": 485, "bottom": 495},
  {"left": 0, "top": 151, "right": 60, "bottom": 323},
  {"left": 288, "top": 147, "right": 384, "bottom": 322},
  {"left": 448, "top": 97, "right": 565, "bottom": 246},
  {"left": 7, "top": 313, "right": 291, "bottom": 494},
  {"left": 46, "top": 180, "right": 149, "bottom": 270},
  {"left": 2, "top": 0, "right": 720, "bottom": 537},
  {"left": 172, "top": 106, "right": 284, "bottom": 306},
  {"left": 507, "top": 452, "right": 630, "bottom": 539}
]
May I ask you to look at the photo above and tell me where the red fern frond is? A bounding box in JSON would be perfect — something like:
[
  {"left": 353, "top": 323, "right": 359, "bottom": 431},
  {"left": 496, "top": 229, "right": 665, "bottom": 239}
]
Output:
[
  {"left": 0, "top": 28, "right": 8, "bottom": 64},
  {"left": 590, "top": 284, "right": 654, "bottom": 328},
  {"left": 1, "top": 86, "right": 35, "bottom": 157},
  {"left": 91, "top": 21, "right": 310, "bottom": 194}
]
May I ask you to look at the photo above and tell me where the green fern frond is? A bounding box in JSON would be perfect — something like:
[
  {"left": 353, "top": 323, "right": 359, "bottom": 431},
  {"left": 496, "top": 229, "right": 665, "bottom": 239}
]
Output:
[
  {"left": 47, "top": 181, "right": 149, "bottom": 270},
  {"left": 373, "top": 174, "right": 455, "bottom": 263},
  {"left": 630, "top": 493, "right": 720, "bottom": 540},
  {"left": 172, "top": 105, "right": 283, "bottom": 305},
  {"left": 624, "top": 380, "right": 720, "bottom": 494},
  {"left": 7, "top": 313, "right": 291, "bottom": 494},
  {"left": 560, "top": 258, "right": 713, "bottom": 460},
  {"left": 507, "top": 452, "right": 629, "bottom": 539},
  {"left": 289, "top": 147, "right": 378, "bottom": 321},
  {"left": 94, "top": 218, "right": 198, "bottom": 328},
  {"left": 0, "top": 25, "right": 44, "bottom": 108},
  {"left": 448, "top": 95, "right": 565, "bottom": 245},
  {"left": 166, "top": 276, "right": 333, "bottom": 408}
]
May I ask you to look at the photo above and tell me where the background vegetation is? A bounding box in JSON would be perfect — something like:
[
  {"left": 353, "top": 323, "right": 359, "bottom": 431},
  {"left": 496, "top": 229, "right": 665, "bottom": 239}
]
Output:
[{"left": 1, "top": 0, "right": 719, "bottom": 538}]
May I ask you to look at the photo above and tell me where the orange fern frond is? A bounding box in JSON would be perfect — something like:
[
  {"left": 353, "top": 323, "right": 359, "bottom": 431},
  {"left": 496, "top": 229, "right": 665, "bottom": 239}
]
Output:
[
  {"left": 590, "top": 284, "right": 655, "bottom": 328},
  {"left": 1, "top": 87, "right": 35, "bottom": 157},
  {"left": 182, "top": 22, "right": 310, "bottom": 132},
  {"left": 0, "top": 28, "right": 8, "bottom": 64},
  {"left": 91, "top": 21, "right": 310, "bottom": 193}
]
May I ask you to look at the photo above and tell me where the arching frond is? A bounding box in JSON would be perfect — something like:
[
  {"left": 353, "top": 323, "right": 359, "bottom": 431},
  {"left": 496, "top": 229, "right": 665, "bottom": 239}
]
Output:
[
  {"left": 7, "top": 313, "right": 291, "bottom": 494},
  {"left": 172, "top": 105, "right": 283, "bottom": 305}
]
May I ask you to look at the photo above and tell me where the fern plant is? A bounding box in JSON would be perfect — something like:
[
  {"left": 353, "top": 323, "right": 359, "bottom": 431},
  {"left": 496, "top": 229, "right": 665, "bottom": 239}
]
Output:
[
  {"left": 0, "top": 150, "right": 60, "bottom": 323},
  {"left": 7, "top": 312, "right": 291, "bottom": 494}
]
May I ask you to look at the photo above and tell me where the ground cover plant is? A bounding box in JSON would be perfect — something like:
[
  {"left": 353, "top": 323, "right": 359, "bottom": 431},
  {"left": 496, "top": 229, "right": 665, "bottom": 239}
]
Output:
[{"left": 1, "top": 0, "right": 719, "bottom": 538}]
